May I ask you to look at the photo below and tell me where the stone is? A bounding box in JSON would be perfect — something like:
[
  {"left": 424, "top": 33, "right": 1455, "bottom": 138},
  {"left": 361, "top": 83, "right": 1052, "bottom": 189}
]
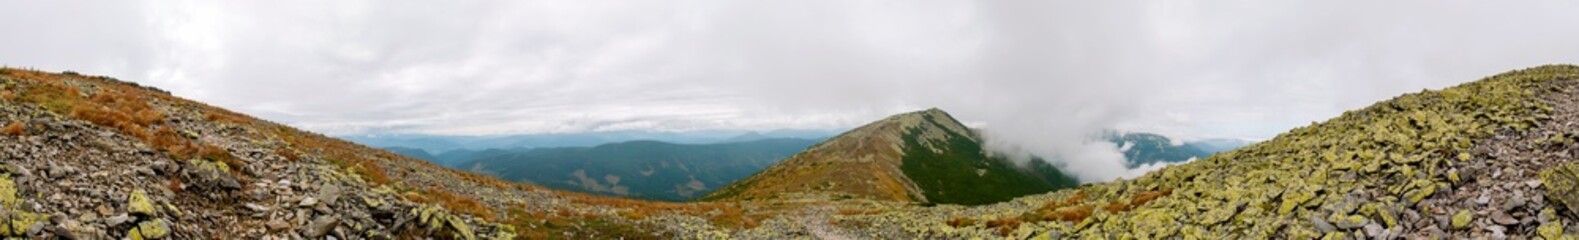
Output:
[
  {"left": 1504, "top": 194, "right": 1528, "bottom": 210},
  {"left": 1451, "top": 210, "right": 1472, "bottom": 229},
  {"left": 94, "top": 205, "right": 112, "bottom": 216},
  {"left": 1361, "top": 223, "right": 1385, "bottom": 237},
  {"left": 1527, "top": 180, "right": 1545, "bottom": 188},
  {"left": 266, "top": 219, "right": 290, "bottom": 231},
  {"left": 318, "top": 184, "right": 342, "bottom": 205},
  {"left": 243, "top": 203, "right": 270, "bottom": 212},
  {"left": 1309, "top": 215, "right": 1336, "bottom": 232},
  {"left": 1540, "top": 163, "right": 1579, "bottom": 215},
  {"left": 104, "top": 214, "right": 130, "bottom": 227},
  {"left": 24, "top": 221, "right": 43, "bottom": 236},
  {"left": 298, "top": 197, "right": 318, "bottom": 207},
  {"left": 127, "top": 190, "right": 156, "bottom": 217},
  {"left": 1540, "top": 208, "right": 1559, "bottom": 223},
  {"left": 55, "top": 219, "right": 92, "bottom": 240},
  {"left": 1319, "top": 232, "right": 1345, "bottom": 240},
  {"left": 303, "top": 215, "right": 338, "bottom": 238},
  {"left": 1329, "top": 214, "right": 1368, "bottom": 229},
  {"left": 137, "top": 219, "right": 169, "bottom": 239},
  {"left": 1538, "top": 221, "right": 1563, "bottom": 240},
  {"left": 1406, "top": 184, "right": 1437, "bottom": 206},
  {"left": 1491, "top": 211, "right": 1519, "bottom": 225}
]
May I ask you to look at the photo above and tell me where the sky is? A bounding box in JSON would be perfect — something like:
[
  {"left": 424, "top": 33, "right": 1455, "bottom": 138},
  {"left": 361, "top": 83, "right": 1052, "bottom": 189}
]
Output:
[{"left": 4, "top": 1, "right": 1579, "bottom": 181}]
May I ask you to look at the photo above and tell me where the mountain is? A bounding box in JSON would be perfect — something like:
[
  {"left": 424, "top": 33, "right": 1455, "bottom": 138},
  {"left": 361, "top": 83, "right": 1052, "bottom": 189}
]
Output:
[
  {"left": 700, "top": 108, "right": 1080, "bottom": 205},
  {"left": 382, "top": 146, "right": 439, "bottom": 162},
  {"left": 1185, "top": 138, "right": 1254, "bottom": 154},
  {"left": 344, "top": 129, "right": 838, "bottom": 154},
  {"left": 799, "top": 65, "right": 1579, "bottom": 238},
  {"left": 455, "top": 138, "right": 818, "bottom": 201},
  {"left": 721, "top": 131, "right": 771, "bottom": 143},
  {"left": 1108, "top": 132, "right": 1252, "bottom": 167}
]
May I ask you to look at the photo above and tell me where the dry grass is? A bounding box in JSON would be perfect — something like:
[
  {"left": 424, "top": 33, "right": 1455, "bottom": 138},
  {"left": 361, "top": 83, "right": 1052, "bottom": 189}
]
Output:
[
  {"left": 1026, "top": 190, "right": 1095, "bottom": 222},
  {"left": 1, "top": 122, "right": 23, "bottom": 136},
  {"left": 1024, "top": 188, "right": 1172, "bottom": 224},
  {"left": 946, "top": 217, "right": 977, "bottom": 227},
  {"left": 985, "top": 217, "right": 1023, "bottom": 236},
  {"left": 566, "top": 192, "right": 764, "bottom": 229},
  {"left": 837, "top": 208, "right": 882, "bottom": 216},
  {"left": 419, "top": 187, "right": 495, "bottom": 221}
]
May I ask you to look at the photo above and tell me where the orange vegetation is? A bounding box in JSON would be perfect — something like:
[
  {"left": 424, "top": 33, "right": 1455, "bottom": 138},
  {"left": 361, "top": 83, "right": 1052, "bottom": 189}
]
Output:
[
  {"left": 566, "top": 192, "right": 764, "bottom": 229},
  {"left": 2, "top": 68, "right": 243, "bottom": 173},
  {"left": 985, "top": 217, "right": 1023, "bottom": 236},
  {"left": 413, "top": 187, "right": 495, "bottom": 221},
  {"left": 1, "top": 122, "right": 23, "bottom": 136},
  {"left": 837, "top": 208, "right": 882, "bottom": 216}
]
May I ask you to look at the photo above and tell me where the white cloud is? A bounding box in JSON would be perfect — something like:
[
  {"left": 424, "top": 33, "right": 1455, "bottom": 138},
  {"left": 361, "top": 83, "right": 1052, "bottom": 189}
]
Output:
[{"left": 3, "top": 1, "right": 1579, "bottom": 179}]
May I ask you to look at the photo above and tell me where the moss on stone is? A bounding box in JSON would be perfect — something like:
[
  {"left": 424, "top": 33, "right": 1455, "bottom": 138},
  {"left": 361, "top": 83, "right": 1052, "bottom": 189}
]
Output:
[
  {"left": 1542, "top": 163, "right": 1579, "bottom": 215},
  {"left": 138, "top": 219, "right": 170, "bottom": 239},
  {"left": 1539, "top": 220, "right": 1564, "bottom": 240},
  {"left": 0, "top": 174, "right": 16, "bottom": 207},
  {"left": 1451, "top": 210, "right": 1471, "bottom": 229},
  {"left": 128, "top": 189, "right": 157, "bottom": 217}
]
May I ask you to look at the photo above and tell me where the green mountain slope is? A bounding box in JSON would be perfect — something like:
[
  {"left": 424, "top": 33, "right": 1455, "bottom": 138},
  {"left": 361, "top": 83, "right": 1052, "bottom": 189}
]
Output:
[
  {"left": 701, "top": 108, "right": 1080, "bottom": 205},
  {"left": 898, "top": 113, "right": 1081, "bottom": 205},
  {"left": 457, "top": 138, "right": 817, "bottom": 201}
]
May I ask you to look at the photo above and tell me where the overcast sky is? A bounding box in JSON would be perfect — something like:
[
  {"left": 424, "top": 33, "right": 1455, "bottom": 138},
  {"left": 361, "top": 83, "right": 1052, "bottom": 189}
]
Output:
[{"left": 5, "top": 1, "right": 1579, "bottom": 181}]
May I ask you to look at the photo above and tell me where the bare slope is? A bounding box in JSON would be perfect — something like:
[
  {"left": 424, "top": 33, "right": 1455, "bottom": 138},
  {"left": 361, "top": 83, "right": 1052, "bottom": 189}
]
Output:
[{"left": 0, "top": 68, "right": 772, "bottom": 239}]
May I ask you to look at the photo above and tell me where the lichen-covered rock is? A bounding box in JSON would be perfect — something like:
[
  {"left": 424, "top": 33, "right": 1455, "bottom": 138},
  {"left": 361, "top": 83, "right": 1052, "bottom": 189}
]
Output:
[
  {"left": 127, "top": 189, "right": 156, "bottom": 217},
  {"left": 1542, "top": 163, "right": 1579, "bottom": 215},
  {"left": 134, "top": 219, "right": 170, "bottom": 239},
  {"left": 1451, "top": 210, "right": 1472, "bottom": 229},
  {"left": 1538, "top": 220, "right": 1564, "bottom": 240}
]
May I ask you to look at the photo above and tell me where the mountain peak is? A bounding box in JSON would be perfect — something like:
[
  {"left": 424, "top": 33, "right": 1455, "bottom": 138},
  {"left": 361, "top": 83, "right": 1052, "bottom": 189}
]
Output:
[{"left": 699, "top": 108, "right": 1077, "bottom": 204}]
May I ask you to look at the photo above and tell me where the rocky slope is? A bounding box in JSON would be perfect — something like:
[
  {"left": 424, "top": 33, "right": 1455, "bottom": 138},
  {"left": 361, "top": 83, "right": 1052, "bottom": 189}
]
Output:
[
  {"left": 699, "top": 108, "right": 1080, "bottom": 205},
  {"left": 0, "top": 68, "right": 778, "bottom": 239},
  {"left": 800, "top": 64, "right": 1579, "bottom": 239}
]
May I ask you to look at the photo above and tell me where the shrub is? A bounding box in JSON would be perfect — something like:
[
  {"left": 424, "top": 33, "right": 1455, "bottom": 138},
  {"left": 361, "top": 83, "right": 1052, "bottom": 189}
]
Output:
[
  {"left": 0, "top": 122, "right": 23, "bottom": 136},
  {"left": 985, "top": 217, "right": 1022, "bottom": 236}
]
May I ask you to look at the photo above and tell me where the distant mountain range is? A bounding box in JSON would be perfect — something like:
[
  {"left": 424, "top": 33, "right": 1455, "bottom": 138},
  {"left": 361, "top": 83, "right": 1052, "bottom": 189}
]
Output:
[
  {"left": 345, "top": 129, "right": 839, "bottom": 153},
  {"left": 1108, "top": 132, "right": 1252, "bottom": 167},
  {"left": 379, "top": 122, "right": 1251, "bottom": 203},
  {"left": 446, "top": 138, "right": 818, "bottom": 201}
]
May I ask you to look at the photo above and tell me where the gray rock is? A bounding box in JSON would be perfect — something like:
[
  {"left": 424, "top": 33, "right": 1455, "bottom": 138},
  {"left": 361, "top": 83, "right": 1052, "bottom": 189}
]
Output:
[
  {"left": 298, "top": 197, "right": 318, "bottom": 207},
  {"left": 1334, "top": 216, "right": 1369, "bottom": 229},
  {"left": 243, "top": 203, "right": 270, "bottom": 212},
  {"left": 1526, "top": 180, "right": 1544, "bottom": 188},
  {"left": 318, "top": 184, "right": 342, "bottom": 205},
  {"left": 304, "top": 215, "right": 339, "bottom": 238},
  {"left": 1491, "top": 211, "right": 1519, "bottom": 225},
  {"left": 1503, "top": 194, "right": 1527, "bottom": 210},
  {"left": 1311, "top": 215, "right": 1337, "bottom": 232},
  {"left": 104, "top": 214, "right": 130, "bottom": 226},
  {"left": 1362, "top": 223, "right": 1386, "bottom": 237},
  {"left": 25, "top": 221, "right": 45, "bottom": 236},
  {"left": 266, "top": 219, "right": 290, "bottom": 231}
]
